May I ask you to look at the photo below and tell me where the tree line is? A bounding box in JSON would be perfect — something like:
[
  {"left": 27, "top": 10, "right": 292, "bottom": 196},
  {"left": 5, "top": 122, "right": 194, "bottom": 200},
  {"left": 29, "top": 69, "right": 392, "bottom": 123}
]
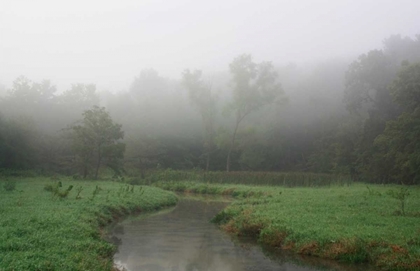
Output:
[{"left": 0, "top": 34, "right": 419, "bottom": 184}]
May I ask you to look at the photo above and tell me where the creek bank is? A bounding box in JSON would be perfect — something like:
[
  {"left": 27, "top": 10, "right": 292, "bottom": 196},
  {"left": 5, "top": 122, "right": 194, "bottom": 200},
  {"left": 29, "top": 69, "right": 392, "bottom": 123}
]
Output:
[{"left": 151, "top": 181, "right": 420, "bottom": 271}]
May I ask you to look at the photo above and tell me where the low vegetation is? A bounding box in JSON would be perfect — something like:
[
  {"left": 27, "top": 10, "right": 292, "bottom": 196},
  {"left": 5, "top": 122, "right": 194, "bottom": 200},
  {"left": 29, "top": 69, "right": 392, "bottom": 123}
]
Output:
[
  {"left": 152, "top": 180, "right": 420, "bottom": 270},
  {"left": 0, "top": 177, "right": 177, "bottom": 271},
  {"left": 133, "top": 169, "right": 352, "bottom": 187}
]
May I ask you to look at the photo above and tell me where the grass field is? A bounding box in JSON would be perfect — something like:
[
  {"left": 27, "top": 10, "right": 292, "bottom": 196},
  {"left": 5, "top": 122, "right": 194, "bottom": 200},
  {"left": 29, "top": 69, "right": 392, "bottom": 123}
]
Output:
[
  {"left": 152, "top": 180, "right": 420, "bottom": 271},
  {"left": 1, "top": 173, "right": 419, "bottom": 271},
  {"left": 0, "top": 177, "right": 178, "bottom": 271}
]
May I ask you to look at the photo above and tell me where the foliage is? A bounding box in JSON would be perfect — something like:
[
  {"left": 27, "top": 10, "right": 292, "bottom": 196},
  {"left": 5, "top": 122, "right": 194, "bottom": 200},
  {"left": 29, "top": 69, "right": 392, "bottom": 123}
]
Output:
[
  {"left": 0, "top": 177, "right": 177, "bottom": 271},
  {"left": 225, "top": 54, "right": 286, "bottom": 171},
  {"left": 320, "top": 36, "right": 420, "bottom": 182},
  {"left": 1, "top": 35, "right": 420, "bottom": 185},
  {"left": 0, "top": 77, "right": 102, "bottom": 174},
  {"left": 371, "top": 63, "right": 420, "bottom": 184},
  {"left": 44, "top": 181, "right": 74, "bottom": 199},
  {"left": 344, "top": 50, "right": 397, "bottom": 116},
  {"left": 1, "top": 76, "right": 58, "bottom": 121},
  {"left": 72, "top": 106, "right": 125, "bottom": 179},
  {"left": 373, "top": 111, "right": 420, "bottom": 184},
  {"left": 390, "top": 62, "right": 420, "bottom": 112},
  {"left": 59, "top": 83, "right": 99, "bottom": 108}
]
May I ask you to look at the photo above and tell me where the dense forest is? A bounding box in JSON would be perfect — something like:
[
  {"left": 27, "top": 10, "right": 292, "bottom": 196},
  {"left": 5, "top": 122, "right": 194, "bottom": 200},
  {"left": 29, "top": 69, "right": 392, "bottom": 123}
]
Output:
[{"left": 1, "top": 34, "right": 420, "bottom": 184}]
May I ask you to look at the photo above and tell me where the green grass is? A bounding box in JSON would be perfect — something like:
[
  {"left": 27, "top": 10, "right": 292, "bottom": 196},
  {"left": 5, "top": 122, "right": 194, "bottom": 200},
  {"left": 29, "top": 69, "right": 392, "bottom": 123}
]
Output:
[
  {"left": 0, "top": 177, "right": 178, "bottom": 271},
  {"left": 152, "top": 181, "right": 420, "bottom": 270}
]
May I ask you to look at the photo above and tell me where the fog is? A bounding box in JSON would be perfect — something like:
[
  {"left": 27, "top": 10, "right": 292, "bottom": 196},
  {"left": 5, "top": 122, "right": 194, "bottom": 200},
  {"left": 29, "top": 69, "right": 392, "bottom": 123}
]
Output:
[
  {"left": 1, "top": 0, "right": 419, "bottom": 90},
  {"left": 1, "top": 0, "right": 420, "bottom": 184}
]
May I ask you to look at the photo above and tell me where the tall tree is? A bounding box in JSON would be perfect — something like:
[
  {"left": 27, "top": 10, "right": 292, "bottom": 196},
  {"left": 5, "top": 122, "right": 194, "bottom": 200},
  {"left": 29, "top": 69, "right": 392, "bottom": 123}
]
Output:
[
  {"left": 373, "top": 63, "right": 420, "bottom": 184},
  {"left": 225, "top": 54, "right": 285, "bottom": 171},
  {"left": 182, "top": 69, "right": 216, "bottom": 171},
  {"left": 341, "top": 35, "right": 420, "bottom": 180},
  {"left": 72, "top": 106, "right": 125, "bottom": 179},
  {"left": 344, "top": 50, "right": 397, "bottom": 118}
]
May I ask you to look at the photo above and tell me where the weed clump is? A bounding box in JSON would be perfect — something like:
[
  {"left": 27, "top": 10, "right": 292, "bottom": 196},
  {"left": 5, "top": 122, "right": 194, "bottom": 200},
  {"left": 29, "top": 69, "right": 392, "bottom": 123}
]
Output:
[
  {"left": 75, "top": 186, "right": 83, "bottom": 199},
  {"left": 44, "top": 181, "right": 73, "bottom": 199},
  {"left": 89, "top": 185, "right": 102, "bottom": 201}
]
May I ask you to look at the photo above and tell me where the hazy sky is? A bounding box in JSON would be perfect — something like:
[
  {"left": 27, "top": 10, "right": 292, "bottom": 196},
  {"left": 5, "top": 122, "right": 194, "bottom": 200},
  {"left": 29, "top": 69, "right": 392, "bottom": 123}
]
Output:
[{"left": 1, "top": 0, "right": 419, "bottom": 91}]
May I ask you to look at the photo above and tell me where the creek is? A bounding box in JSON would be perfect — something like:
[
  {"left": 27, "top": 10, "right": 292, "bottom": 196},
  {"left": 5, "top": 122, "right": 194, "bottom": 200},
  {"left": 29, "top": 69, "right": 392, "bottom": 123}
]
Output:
[{"left": 109, "top": 196, "right": 376, "bottom": 271}]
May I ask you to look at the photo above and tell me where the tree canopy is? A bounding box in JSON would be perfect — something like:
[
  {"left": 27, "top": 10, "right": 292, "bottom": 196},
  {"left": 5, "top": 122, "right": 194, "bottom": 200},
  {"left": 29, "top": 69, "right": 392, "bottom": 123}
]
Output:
[
  {"left": 72, "top": 106, "right": 125, "bottom": 179},
  {"left": 225, "top": 54, "right": 286, "bottom": 171}
]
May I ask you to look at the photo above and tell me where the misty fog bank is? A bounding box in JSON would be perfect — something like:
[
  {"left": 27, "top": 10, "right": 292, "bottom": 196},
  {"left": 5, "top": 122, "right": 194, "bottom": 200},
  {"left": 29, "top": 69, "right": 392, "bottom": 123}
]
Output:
[{"left": 1, "top": 24, "right": 420, "bottom": 183}]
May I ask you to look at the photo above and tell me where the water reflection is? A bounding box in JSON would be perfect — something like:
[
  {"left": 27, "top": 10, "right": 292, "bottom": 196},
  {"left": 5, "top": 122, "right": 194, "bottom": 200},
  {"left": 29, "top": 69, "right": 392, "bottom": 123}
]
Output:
[{"left": 110, "top": 198, "right": 375, "bottom": 271}]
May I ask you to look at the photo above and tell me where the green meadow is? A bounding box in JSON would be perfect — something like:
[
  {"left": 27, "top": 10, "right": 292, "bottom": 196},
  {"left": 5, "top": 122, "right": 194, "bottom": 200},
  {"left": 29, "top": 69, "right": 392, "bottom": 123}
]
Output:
[
  {"left": 0, "top": 177, "right": 177, "bottom": 271},
  {"left": 152, "top": 180, "right": 420, "bottom": 270},
  {"left": 1, "top": 174, "right": 420, "bottom": 271}
]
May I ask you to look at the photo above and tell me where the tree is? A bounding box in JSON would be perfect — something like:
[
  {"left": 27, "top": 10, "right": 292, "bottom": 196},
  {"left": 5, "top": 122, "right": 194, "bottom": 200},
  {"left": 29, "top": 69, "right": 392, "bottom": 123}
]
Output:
[
  {"left": 5, "top": 76, "right": 57, "bottom": 105},
  {"left": 344, "top": 50, "right": 397, "bottom": 118},
  {"left": 391, "top": 62, "right": 420, "bottom": 112},
  {"left": 72, "top": 106, "right": 125, "bottom": 179},
  {"left": 342, "top": 49, "right": 399, "bottom": 180},
  {"left": 59, "top": 83, "right": 99, "bottom": 109},
  {"left": 182, "top": 69, "right": 216, "bottom": 171},
  {"left": 225, "top": 54, "right": 285, "bottom": 171},
  {"left": 2, "top": 77, "right": 59, "bottom": 128},
  {"left": 373, "top": 63, "right": 420, "bottom": 184}
]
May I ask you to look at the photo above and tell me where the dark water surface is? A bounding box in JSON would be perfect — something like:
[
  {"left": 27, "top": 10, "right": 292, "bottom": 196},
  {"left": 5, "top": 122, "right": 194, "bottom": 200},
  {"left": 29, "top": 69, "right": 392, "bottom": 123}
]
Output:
[{"left": 110, "top": 197, "right": 376, "bottom": 271}]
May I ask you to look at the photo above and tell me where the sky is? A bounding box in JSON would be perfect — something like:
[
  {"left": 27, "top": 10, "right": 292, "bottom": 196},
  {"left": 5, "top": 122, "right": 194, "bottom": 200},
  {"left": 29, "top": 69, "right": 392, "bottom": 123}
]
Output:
[{"left": 0, "top": 0, "right": 419, "bottom": 91}]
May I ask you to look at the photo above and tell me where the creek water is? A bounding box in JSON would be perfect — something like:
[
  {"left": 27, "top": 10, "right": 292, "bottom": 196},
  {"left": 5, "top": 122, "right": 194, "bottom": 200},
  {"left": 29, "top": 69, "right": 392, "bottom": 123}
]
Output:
[{"left": 109, "top": 196, "right": 376, "bottom": 271}]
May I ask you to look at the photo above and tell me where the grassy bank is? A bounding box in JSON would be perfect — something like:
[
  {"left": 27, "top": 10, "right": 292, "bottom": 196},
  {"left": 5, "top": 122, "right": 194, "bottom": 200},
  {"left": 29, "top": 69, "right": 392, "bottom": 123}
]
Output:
[
  {"left": 152, "top": 181, "right": 420, "bottom": 270},
  {"left": 0, "top": 177, "right": 178, "bottom": 271}
]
